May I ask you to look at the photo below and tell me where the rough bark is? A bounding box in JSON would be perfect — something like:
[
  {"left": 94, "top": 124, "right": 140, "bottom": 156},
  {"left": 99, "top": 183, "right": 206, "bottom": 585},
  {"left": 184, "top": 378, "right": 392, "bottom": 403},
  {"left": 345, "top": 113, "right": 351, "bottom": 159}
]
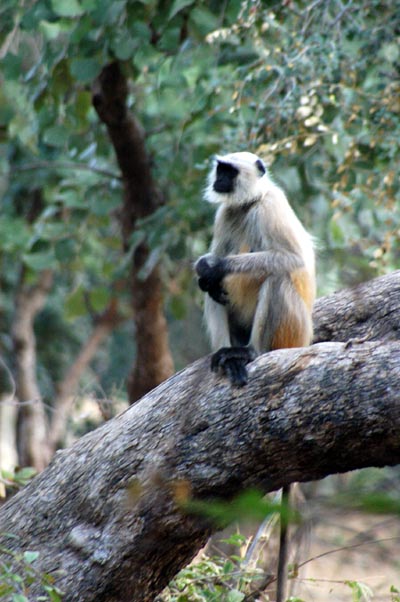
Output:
[
  {"left": 92, "top": 61, "right": 174, "bottom": 403},
  {"left": 12, "top": 269, "right": 54, "bottom": 471},
  {"left": 1, "top": 272, "right": 400, "bottom": 602},
  {"left": 313, "top": 269, "right": 400, "bottom": 344}
]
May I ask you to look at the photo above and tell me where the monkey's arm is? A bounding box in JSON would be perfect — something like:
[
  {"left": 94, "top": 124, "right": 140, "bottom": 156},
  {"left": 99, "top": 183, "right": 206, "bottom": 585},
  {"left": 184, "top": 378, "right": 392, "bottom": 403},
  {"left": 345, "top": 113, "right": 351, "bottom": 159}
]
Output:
[
  {"left": 195, "top": 251, "right": 304, "bottom": 298},
  {"left": 195, "top": 254, "right": 229, "bottom": 304}
]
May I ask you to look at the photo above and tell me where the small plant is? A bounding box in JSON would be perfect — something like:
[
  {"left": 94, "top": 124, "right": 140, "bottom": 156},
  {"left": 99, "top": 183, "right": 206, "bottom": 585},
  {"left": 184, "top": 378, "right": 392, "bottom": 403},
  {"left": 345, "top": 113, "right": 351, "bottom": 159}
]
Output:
[
  {"left": 0, "top": 540, "right": 63, "bottom": 601},
  {"left": 157, "top": 533, "right": 268, "bottom": 602},
  {"left": 345, "top": 580, "right": 373, "bottom": 602},
  {"left": 0, "top": 468, "right": 37, "bottom": 500}
]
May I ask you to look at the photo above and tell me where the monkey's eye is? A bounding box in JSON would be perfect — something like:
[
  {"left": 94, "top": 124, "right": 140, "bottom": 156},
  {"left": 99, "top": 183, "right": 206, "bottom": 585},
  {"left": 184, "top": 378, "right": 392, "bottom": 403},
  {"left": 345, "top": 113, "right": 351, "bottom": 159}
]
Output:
[
  {"left": 216, "top": 161, "right": 239, "bottom": 178},
  {"left": 255, "top": 159, "right": 266, "bottom": 176}
]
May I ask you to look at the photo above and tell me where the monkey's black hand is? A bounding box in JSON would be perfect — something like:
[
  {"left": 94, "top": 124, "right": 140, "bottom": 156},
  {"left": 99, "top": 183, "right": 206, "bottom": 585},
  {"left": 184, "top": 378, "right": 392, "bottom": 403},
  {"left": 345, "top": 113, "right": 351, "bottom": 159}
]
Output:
[
  {"left": 195, "top": 255, "right": 228, "bottom": 305},
  {"left": 211, "top": 346, "right": 257, "bottom": 387}
]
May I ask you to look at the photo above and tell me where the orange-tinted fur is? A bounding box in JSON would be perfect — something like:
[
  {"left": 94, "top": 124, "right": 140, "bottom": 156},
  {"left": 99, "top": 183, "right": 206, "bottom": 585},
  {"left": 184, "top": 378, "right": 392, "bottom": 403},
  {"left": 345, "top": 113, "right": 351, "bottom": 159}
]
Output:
[
  {"left": 271, "top": 314, "right": 308, "bottom": 349},
  {"left": 290, "top": 268, "right": 315, "bottom": 312},
  {"left": 224, "top": 243, "right": 265, "bottom": 323},
  {"left": 224, "top": 273, "right": 264, "bottom": 322},
  {"left": 271, "top": 269, "right": 314, "bottom": 349}
]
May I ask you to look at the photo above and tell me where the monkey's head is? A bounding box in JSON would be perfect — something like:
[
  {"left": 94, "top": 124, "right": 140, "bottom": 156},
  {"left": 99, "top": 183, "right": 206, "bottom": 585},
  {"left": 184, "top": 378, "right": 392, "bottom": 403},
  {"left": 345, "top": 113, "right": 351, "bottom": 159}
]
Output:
[{"left": 205, "top": 152, "right": 269, "bottom": 206}]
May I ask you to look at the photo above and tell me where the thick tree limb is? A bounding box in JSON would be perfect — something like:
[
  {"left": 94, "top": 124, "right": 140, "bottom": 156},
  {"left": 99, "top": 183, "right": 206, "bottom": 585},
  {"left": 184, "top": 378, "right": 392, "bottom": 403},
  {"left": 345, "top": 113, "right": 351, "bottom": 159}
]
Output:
[
  {"left": 313, "top": 270, "right": 400, "bottom": 343},
  {"left": 1, "top": 273, "right": 399, "bottom": 601}
]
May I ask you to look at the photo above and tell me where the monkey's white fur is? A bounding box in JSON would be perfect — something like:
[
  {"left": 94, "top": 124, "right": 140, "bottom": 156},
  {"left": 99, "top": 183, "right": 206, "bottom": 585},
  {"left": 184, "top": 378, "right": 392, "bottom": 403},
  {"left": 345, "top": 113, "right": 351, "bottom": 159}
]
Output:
[
  {"left": 199, "top": 151, "right": 315, "bottom": 352},
  {"left": 205, "top": 152, "right": 269, "bottom": 206}
]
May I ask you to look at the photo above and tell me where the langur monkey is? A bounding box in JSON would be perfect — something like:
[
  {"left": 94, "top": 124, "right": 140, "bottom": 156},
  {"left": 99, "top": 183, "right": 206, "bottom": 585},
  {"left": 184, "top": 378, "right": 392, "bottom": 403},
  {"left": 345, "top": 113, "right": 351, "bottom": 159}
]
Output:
[
  {"left": 195, "top": 151, "right": 315, "bottom": 385},
  {"left": 195, "top": 151, "right": 316, "bottom": 602}
]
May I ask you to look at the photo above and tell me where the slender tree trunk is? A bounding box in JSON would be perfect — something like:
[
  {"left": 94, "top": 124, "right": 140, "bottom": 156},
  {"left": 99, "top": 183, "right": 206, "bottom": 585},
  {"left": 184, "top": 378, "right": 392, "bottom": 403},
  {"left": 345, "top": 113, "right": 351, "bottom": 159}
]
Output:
[
  {"left": 12, "top": 269, "right": 53, "bottom": 471},
  {"left": 0, "top": 358, "right": 17, "bottom": 478},
  {"left": 92, "top": 62, "right": 174, "bottom": 403},
  {"left": 0, "top": 271, "right": 399, "bottom": 602},
  {"left": 49, "top": 301, "right": 122, "bottom": 451},
  {"left": 0, "top": 400, "right": 17, "bottom": 477}
]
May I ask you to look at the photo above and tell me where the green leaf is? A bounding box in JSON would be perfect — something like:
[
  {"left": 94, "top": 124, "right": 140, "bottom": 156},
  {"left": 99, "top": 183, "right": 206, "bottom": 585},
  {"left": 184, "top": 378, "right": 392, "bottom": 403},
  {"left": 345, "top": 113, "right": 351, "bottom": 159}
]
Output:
[
  {"left": 0, "top": 217, "right": 31, "bottom": 252},
  {"left": 70, "top": 58, "right": 101, "bottom": 82},
  {"left": 75, "top": 90, "right": 92, "bottom": 120},
  {"left": 89, "top": 287, "right": 110, "bottom": 312},
  {"left": 65, "top": 286, "right": 86, "bottom": 319},
  {"left": 168, "top": 0, "right": 195, "bottom": 20},
  {"left": 185, "top": 489, "right": 285, "bottom": 528},
  {"left": 57, "top": 190, "right": 87, "bottom": 209},
  {"left": 14, "top": 467, "right": 37, "bottom": 482},
  {"left": 169, "top": 296, "right": 186, "bottom": 320},
  {"left": 43, "top": 584, "right": 63, "bottom": 602},
  {"left": 23, "top": 550, "right": 39, "bottom": 564},
  {"left": 42, "top": 125, "right": 69, "bottom": 148},
  {"left": 227, "top": 591, "right": 245, "bottom": 602},
  {"left": 0, "top": 585, "right": 13, "bottom": 596},
  {"left": 50, "top": 0, "right": 84, "bottom": 17},
  {"left": 55, "top": 239, "right": 78, "bottom": 262},
  {"left": 22, "top": 251, "right": 58, "bottom": 271},
  {"left": 190, "top": 6, "right": 219, "bottom": 35},
  {"left": 39, "top": 20, "right": 62, "bottom": 41}
]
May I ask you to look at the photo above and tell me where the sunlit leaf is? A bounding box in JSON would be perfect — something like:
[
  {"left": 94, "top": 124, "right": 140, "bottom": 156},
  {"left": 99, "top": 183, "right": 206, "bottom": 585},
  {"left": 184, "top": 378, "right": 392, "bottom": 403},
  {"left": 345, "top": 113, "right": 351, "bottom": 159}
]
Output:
[
  {"left": 168, "top": 0, "right": 195, "bottom": 20},
  {"left": 22, "top": 251, "right": 58, "bottom": 271},
  {"left": 50, "top": 0, "right": 84, "bottom": 17},
  {"left": 23, "top": 551, "right": 39, "bottom": 564}
]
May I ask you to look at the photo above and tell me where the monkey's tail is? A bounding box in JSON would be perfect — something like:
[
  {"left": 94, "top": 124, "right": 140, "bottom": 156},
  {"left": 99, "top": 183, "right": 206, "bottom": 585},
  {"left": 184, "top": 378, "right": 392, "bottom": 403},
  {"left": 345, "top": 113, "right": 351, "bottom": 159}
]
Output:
[{"left": 276, "top": 484, "right": 291, "bottom": 602}]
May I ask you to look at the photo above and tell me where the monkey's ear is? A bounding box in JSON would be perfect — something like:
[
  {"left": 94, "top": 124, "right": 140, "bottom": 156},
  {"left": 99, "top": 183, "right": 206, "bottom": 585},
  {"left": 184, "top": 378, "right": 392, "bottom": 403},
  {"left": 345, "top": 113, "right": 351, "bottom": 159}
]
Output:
[{"left": 255, "top": 159, "right": 266, "bottom": 176}]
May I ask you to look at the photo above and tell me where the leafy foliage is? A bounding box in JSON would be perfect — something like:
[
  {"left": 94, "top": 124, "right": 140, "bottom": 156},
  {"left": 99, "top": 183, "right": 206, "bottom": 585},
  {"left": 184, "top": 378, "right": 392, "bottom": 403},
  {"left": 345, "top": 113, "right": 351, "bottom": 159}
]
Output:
[
  {"left": 0, "top": 539, "right": 63, "bottom": 601},
  {"left": 157, "top": 533, "right": 265, "bottom": 602}
]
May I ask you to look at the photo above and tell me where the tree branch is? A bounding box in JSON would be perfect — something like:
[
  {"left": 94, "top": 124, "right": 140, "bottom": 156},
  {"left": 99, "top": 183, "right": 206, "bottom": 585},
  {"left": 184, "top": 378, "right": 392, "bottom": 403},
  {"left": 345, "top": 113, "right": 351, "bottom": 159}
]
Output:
[
  {"left": 49, "top": 302, "right": 122, "bottom": 450},
  {"left": 1, "top": 272, "right": 399, "bottom": 601},
  {"left": 313, "top": 270, "right": 400, "bottom": 344}
]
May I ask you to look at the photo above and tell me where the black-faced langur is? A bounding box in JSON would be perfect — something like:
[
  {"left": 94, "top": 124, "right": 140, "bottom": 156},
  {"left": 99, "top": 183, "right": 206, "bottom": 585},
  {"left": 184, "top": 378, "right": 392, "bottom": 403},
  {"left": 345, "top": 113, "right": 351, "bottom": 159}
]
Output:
[{"left": 195, "top": 151, "right": 316, "bottom": 602}]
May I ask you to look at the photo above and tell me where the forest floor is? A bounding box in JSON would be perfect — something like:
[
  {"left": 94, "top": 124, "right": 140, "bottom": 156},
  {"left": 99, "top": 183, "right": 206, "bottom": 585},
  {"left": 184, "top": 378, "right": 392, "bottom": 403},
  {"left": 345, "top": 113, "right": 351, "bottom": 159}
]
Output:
[{"left": 290, "top": 506, "right": 400, "bottom": 601}]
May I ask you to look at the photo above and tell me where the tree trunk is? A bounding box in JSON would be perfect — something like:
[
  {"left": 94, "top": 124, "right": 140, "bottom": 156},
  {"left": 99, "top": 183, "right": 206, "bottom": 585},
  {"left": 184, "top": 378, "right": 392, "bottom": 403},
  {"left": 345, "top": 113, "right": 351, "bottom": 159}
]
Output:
[
  {"left": 49, "top": 302, "right": 122, "bottom": 451},
  {"left": 12, "top": 269, "right": 53, "bottom": 471},
  {"left": 92, "top": 62, "right": 174, "bottom": 403},
  {"left": 1, "top": 272, "right": 399, "bottom": 602},
  {"left": 0, "top": 358, "right": 18, "bottom": 478}
]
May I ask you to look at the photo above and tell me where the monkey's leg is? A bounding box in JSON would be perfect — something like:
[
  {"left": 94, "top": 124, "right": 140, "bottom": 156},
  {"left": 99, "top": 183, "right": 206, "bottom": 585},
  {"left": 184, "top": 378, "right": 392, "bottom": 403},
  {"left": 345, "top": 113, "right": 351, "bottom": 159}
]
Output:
[
  {"left": 211, "top": 346, "right": 256, "bottom": 387},
  {"left": 251, "top": 275, "right": 312, "bottom": 352}
]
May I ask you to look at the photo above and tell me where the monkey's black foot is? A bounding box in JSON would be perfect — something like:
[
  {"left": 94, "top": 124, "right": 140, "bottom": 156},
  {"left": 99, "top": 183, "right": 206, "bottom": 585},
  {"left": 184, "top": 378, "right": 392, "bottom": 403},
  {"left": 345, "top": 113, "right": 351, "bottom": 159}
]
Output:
[{"left": 211, "top": 346, "right": 257, "bottom": 387}]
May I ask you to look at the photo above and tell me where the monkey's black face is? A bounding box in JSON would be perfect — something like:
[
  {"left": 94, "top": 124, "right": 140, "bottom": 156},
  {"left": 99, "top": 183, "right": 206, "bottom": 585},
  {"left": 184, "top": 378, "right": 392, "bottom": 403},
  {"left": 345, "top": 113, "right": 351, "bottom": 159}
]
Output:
[{"left": 213, "top": 161, "right": 239, "bottom": 193}]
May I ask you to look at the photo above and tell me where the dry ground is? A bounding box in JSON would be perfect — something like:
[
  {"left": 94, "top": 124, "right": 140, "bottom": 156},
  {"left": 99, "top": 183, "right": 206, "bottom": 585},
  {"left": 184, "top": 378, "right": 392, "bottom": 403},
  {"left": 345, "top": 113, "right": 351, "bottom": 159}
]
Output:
[{"left": 290, "top": 508, "right": 400, "bottom": 601}]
